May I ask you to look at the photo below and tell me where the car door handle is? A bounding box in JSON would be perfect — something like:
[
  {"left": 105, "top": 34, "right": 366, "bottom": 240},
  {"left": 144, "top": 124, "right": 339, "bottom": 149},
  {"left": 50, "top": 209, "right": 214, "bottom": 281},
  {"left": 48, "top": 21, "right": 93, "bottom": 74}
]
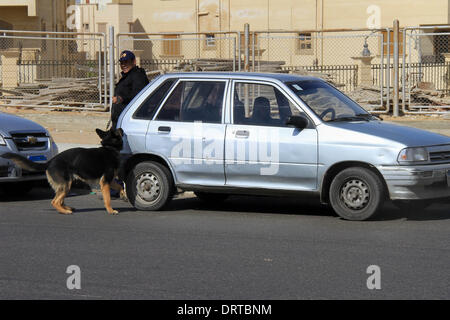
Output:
[
  {"left": 158, "top": 126, "right": 171, "bottom": 133},
  {"left": 235, "top": 130, "right": 249, "bottom": 138}
]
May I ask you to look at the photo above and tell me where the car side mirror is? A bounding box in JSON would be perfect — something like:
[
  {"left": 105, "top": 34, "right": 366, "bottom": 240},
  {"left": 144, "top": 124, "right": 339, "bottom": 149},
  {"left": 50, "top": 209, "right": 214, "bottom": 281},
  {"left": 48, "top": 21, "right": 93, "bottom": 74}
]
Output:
[{"left": 286, "top": 115, "right": 309, "bottom": 129}]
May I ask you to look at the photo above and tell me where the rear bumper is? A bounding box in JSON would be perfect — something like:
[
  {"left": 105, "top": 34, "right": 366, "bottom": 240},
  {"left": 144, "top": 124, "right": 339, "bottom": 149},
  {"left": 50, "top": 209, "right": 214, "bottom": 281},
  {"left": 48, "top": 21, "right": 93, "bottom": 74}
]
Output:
[{"left": 378, "top": 164, "right": 450, "bottom": 200}]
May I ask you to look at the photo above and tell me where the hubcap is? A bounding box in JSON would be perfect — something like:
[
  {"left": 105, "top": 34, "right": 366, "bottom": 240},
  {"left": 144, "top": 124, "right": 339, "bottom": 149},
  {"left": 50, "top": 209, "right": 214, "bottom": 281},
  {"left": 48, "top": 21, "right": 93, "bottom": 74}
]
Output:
[
  {"left": 136, "top": 172, "right": 161, "bottom": 204},
  {"left": 340, "top": 179, "right": 370, "bottom": 210}
]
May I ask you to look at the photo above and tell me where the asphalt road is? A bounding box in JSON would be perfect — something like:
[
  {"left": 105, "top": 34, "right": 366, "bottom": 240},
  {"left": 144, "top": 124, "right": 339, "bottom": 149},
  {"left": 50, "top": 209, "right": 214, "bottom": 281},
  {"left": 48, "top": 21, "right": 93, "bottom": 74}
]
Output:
[{"left": 0, "top": 186, "right": 449, "bottom": 300}]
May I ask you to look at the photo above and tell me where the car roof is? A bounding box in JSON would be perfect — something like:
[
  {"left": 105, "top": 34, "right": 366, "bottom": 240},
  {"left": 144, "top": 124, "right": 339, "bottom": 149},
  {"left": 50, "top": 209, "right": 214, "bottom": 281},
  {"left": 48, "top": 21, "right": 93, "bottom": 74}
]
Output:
[{"left": 160, "top": 72, "right": 321, "bottom": 83}]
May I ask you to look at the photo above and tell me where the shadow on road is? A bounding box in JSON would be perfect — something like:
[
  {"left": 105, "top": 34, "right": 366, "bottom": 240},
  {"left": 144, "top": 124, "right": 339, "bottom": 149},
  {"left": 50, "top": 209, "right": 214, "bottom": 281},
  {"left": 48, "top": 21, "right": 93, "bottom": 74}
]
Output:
[
  {"left": 168, "top": 195, "right": 337, "bottom": 218},
  {"left": 1, "top": 185, "right": 448, "bottom": 221},
  {"left": 377, "top": 201, "right": 450, "bottom": 222},
  {"left": 168, "top": 195, "right": 450, "bottom": 222},
  {"left": 0, "top": 184, "right": 91, "bottom": 203}
]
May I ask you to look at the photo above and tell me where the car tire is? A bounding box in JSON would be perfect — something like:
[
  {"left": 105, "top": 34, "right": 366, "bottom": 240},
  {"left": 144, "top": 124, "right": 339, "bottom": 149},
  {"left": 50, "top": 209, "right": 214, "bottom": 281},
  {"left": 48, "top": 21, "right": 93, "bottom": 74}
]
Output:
[
  {"left": 194, "top": 192, "right": 229, "bottom": 203},
  {"left": 329, "top": 167, "right": 385, "bottom": 221},
  {"left": 392, "top": 200, "right": 432, "bottom": 212},
  {"left": 126, "top": 161, "right": 174, "bottom": 211}
]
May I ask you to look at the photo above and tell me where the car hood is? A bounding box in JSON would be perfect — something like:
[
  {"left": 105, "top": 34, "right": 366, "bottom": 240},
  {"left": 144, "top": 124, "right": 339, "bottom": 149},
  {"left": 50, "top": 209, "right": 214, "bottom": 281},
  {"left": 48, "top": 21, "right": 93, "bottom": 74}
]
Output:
[
  {"left": 0, "top": 112, "right": 47, "bottom": 137},
  {"left": 324, "top": 120, "right": 450, "bottom": 147}
]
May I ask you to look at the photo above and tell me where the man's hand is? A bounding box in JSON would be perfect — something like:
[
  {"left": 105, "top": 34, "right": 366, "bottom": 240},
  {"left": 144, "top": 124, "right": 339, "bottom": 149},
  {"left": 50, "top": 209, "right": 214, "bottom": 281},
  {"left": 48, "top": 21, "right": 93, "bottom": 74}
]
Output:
[{"left": 112, "top": 96, "right": 122, "bottom": 104}]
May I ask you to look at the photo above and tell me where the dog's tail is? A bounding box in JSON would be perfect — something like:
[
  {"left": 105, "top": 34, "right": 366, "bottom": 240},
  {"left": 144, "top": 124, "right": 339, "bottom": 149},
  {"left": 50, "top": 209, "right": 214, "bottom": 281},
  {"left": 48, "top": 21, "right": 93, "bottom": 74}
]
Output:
[{"left": 1, "top": 153, "right": 49, "bottom": 172}]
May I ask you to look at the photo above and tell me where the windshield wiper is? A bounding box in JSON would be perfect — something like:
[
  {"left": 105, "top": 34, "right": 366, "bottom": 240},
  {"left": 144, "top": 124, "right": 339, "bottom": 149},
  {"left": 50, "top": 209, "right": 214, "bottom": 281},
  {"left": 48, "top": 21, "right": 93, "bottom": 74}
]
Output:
[{"left": 326, "top": 113, "right": 379, "bottom": 122}]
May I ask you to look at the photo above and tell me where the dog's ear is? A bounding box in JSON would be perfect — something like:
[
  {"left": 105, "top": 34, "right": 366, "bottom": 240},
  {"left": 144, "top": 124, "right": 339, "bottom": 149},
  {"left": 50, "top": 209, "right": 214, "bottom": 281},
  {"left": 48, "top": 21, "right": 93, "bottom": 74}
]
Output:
[
  {"left": 116, "top": 128, "right": 124, "bottom": 137},
  {"left": 96, "top": 128, "right": 107, "bottom": 139}
]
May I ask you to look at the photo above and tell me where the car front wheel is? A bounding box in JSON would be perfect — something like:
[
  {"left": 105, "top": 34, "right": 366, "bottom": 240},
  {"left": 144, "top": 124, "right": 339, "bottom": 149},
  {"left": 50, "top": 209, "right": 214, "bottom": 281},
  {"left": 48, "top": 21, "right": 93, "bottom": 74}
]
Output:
[
  {"left": 329, "top": 167, "right": 385, "bottom": 221},
  {"left": 126, "top": 161, "right": 174, "bottom": 211}
]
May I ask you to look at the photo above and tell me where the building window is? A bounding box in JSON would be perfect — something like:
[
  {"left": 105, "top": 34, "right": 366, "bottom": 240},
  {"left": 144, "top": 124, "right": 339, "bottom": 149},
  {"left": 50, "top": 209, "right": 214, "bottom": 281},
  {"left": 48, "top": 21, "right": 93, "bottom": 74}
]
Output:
[
  {"left": 381, "top": 30, "right": 403, "bottom": 56},
  {"left": 83, "top": 23, "right": 90, "bottom": 32},
  {"left": 162, "top": 34, "right": 181, "bottom": 56},
  {"left": 205, "top": 34, "right": 216, "bottom": 47},
  {"left": 97, "top": 23, "right": 107, "bottom": 34},
  {"left": 297, "top": 33, "right": 313, "bottom": 55},
  {"left": 204, "top": 34, "right": 216, "bottom": 50},
  {"left": 240, "top": 32, "right": 258, "bottom": 50}
]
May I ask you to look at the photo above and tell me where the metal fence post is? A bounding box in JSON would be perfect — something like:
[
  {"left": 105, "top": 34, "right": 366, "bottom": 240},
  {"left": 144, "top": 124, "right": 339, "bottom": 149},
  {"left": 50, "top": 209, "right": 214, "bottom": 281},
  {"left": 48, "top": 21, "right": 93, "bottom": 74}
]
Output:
[
  {"left": 386, "top": 28, "right": 390, "bottom": 111},
  {"left": 393, "top": 20, "right": 400, "bottom": 116},
  {"left": 244, "top": 23, "right": 250, "bottom": 72},
  {"left": 109, "top": 26, "right": 115, "bottom": 112}
]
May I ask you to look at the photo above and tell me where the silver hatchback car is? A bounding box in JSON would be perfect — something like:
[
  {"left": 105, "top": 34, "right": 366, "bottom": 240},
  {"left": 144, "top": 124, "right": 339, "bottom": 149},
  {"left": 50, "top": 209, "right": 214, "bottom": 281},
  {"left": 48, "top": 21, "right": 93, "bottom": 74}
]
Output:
[{"left": 118, "top": 72, "right": 450, "bottom": 221}]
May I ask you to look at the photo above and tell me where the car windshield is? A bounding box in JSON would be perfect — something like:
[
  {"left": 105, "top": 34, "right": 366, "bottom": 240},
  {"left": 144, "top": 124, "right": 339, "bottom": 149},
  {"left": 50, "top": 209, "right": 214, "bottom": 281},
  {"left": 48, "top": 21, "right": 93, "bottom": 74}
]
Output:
[{"left": 286, "top": 80, "right": 371, "bottom": 122}]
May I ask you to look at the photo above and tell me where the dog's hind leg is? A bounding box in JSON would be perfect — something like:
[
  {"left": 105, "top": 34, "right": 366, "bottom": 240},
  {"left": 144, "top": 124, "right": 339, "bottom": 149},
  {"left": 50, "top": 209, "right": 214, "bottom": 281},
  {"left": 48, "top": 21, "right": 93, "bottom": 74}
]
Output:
[
  {"left": 51, "top": 184, "right": 72, "bottom": 215},
  {"left": 100, "top": 176, "right": 118, "bottom": 215},
  {"left": 61, "top": 180, "right": 74, "bottom": 212},
  {"left": 47, "top": 170, "right": 73, "bottom": 215}
]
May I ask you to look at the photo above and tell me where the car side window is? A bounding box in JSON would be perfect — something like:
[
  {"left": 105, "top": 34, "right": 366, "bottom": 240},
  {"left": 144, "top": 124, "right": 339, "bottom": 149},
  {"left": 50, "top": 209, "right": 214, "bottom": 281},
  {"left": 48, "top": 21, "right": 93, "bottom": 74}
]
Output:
[
  {"left": 156, "top": 81, "right": 225, "bottom": 123},
  {"left": 233, "top": 82, "right": 301, "bottom": 127},
  {"left": 133, "top": 79, "right": 175, "bottom": 120}
]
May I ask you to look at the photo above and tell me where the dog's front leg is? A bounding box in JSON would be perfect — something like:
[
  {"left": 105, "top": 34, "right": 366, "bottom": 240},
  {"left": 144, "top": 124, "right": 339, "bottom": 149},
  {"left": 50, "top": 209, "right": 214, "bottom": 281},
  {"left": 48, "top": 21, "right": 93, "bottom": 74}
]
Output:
[{"left": 100, "top": 178, "right": 119, "bottom": 215}]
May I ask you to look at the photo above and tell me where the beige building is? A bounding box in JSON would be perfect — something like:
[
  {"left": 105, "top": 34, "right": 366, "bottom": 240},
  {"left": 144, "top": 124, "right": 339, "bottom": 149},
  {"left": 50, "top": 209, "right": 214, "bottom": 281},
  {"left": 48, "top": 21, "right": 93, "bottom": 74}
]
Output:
[
  {"left": 127, "top": 0, "right": 450, "bottom": 67},
  {"left": 75, "top": 0, "right": 132, "bottom": 59},
  {"left": 0, "top": 0, "right": 74, "bottom": 57},
  {"left": 0, "top": 0, "right": 76, "bottom": 88},
  {"left": 132, "top": 0, "right": 450, "bottom": 33},
  {"left": 76, "top": 0, "right": 133, "bottom": 35}
]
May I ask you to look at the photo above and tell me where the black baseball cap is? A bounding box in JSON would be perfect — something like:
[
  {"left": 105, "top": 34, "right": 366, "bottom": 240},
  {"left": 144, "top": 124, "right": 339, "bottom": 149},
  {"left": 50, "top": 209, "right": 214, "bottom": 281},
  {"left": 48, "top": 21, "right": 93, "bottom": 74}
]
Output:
[{"left": 119, "top": 50, "right": 135, "bottom": 62}]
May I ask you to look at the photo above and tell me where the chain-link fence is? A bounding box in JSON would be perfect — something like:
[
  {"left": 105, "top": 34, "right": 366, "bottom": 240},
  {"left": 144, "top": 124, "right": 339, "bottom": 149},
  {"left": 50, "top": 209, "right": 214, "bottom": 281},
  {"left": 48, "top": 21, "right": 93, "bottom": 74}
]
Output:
[
  {"left": 2, "top": 26, "right": 450, "bottom": 116},
  {"left": 0, "top": 30, "right": 107, "bottom": 111},
  {"left": 251, "top": 30, "right": 387, "bottom": 111},
  {"left": 117, "top": 32, "right": 239, "bottom": 78},
  {"left": 402, "top": 27, "right": 450, "bottom": 114}
]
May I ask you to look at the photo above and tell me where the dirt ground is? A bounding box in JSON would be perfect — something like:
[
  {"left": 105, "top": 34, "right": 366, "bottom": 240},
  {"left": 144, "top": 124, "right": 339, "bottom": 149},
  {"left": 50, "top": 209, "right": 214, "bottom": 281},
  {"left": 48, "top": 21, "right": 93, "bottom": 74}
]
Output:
[
  {"left": 2, "top": 107, "right": 110, "bottom": 144},
  {"left": 1, "top": 107, "right": 449, "bottom": 144}
]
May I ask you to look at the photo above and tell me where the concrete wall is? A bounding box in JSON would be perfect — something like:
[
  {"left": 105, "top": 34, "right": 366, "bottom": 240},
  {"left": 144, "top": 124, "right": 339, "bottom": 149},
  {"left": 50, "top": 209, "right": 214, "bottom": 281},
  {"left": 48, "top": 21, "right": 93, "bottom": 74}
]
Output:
[
  {"left": 132, "top": 0, "right": 450, "bottom": 33},
  {"left": 129, "top": 0, "right": 450, "bottom": 66}
]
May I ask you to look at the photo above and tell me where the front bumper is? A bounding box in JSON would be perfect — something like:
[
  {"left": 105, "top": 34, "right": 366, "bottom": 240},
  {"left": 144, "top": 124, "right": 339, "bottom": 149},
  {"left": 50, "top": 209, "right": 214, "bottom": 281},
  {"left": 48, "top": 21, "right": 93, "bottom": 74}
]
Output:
[
  {"left": 0, "top": 140, "right": 58, "bottom": 184},
  {"left": 378, "top": 164, "right": 450, "bottom": 200}
]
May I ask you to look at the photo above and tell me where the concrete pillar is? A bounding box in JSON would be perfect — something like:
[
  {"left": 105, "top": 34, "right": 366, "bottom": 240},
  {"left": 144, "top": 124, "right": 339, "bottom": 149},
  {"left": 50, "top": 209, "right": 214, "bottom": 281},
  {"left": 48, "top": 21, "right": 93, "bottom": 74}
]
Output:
[
  {"left": 351, "top": 56, "right": 375, "bottom": 87},
  {"left": 0, "top": 50, "right": 21, "bottom": 91}
]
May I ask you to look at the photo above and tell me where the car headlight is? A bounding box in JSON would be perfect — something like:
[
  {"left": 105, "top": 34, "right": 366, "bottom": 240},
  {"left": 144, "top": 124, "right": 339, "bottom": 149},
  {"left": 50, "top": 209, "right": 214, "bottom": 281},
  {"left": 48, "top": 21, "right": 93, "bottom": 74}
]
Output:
[
  {"left": 397, "top": 147, "right": 429, "bottom": 164},
  {"left": 0, "top": 135, "right": 6, "bottom": 146},
  {"left": 45, "top": 132, "right": 55, "bottom": 145}
]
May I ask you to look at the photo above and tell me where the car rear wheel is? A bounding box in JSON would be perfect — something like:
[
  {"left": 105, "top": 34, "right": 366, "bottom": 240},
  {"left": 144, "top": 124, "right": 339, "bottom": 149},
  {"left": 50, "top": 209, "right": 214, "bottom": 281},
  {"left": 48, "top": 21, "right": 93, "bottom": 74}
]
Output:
[
  {"left": 329, "top": 167, "right": 385, "bottom": 221},
  {"left": 126, "top": 161, "right": 174, "bottom": 211}
]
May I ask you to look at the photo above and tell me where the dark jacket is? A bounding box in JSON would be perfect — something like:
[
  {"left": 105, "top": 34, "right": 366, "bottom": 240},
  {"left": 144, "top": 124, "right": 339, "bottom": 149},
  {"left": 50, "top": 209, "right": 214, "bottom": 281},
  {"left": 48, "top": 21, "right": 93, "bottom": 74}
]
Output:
[{"left": 111, "top": 66, "right": 149, "bottom": 124}]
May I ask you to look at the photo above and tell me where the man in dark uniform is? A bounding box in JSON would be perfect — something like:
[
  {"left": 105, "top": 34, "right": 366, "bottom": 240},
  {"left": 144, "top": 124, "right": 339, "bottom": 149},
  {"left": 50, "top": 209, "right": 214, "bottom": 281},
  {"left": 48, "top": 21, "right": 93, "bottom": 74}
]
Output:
[{"left": 111, "top": 50, "right": 149, "bottom": 128}]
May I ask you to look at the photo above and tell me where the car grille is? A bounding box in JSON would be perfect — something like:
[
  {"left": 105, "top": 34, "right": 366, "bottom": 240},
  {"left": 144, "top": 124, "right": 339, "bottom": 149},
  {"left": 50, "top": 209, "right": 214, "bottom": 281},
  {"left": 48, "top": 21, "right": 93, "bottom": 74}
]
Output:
[
  {"left": 10, "top": 132, "right": 48, "bottom": 151},
  {"left": 429, "top": 150, "right": 450, "bottom": 163}
]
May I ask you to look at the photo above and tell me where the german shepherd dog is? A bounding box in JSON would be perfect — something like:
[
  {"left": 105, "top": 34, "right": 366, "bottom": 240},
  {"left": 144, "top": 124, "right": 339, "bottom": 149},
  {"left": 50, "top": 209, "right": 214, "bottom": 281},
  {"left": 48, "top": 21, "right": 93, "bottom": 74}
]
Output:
[{"left": 1, "top": 128, "right": 126, "bottom": 215}]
